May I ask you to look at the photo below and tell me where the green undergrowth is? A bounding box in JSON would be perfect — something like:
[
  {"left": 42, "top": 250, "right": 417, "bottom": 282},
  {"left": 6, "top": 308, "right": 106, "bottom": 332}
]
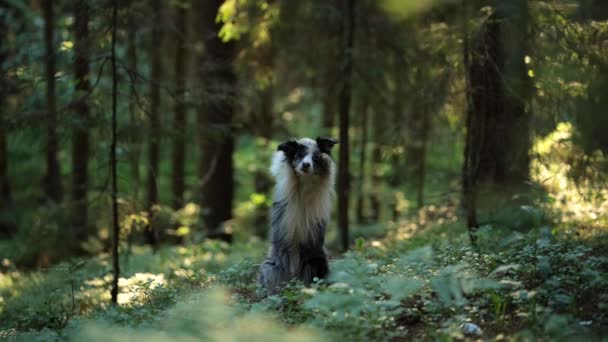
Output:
[{"left": 2, "top": 216, "right": 608, "bottom": 341}]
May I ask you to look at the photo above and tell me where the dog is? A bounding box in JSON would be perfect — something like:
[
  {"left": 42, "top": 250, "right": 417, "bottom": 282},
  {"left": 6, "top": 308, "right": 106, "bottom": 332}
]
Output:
[{"left": 258, "top": 136, "right": 338, "bottom": 295}]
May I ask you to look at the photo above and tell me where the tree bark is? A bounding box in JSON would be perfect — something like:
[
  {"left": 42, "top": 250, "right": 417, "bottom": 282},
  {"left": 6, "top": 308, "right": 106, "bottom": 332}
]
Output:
[
  {"left": 369, "top": 104, "right": 383, "bottom": 222},
  {"left": 197, "top": 0, "right": 236, "bottom": 235},
  {"left": 110, "top": 0, "right": 120, "bottom": 305},
  {"left": 254, "top": 85, "right": 274, "bottom": 140},
  {"left": 321, "top": 58, "right": 337, "bottom": 134},
  {"left": 389, "top": 60, "right": 405, "bottom": 220},
  {"left": 461, "top": 0, "right": 478, "bottom": 245},
  {"left": 253, "top": 85, "right": 274, "bottom": 237},
  {"left": 172, "top": 5, "right": 187, "bottom": 210},
  {"left": 146, "top": 0, "right": 162, "bottom": 245},
  {"left": 127, "top": 4, "right": 141, "bottom": 206},
  {"left": 465, "top": 1, "right": 530, "bottom": 187},
  {"left": 406, "top": 69, "right": 432, "bottom": 210},
  {"left": 355, "top": 99, "right": 369, "bottom": 224},
  {"left": 0, "top": 129, "right": 9, "bottom": 210},
  {"left": 463, "top": 0, "right": 530, "bottom": 244},
  {"left": 71, "top": 0, "right": 90, "bottom": 244},
  {"left": 415, "top": 108, "right": 430, "bottom": 210},
  {"left": 43, "top": 0, "right": 61, "bottom": 202},
  {"left": 338, "top": 0, "right": 355, "bottom": 251},
  {"left": 0, "top": 11, "right": 12, "bottom": 214},
  {"left": 321, "top": 12, "right": 340, "bottom": 135}
]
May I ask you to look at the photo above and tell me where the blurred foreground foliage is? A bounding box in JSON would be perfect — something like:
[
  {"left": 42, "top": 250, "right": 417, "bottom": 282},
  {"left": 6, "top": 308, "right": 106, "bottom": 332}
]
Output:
[{"left": 2, "top": 204, "right": 607, "bottom": 340}]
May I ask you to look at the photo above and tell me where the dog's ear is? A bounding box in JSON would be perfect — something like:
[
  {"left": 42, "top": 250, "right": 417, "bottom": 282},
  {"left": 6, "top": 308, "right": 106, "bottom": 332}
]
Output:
[
  {"left": 277, "top": 139, "right": 299, "bottom": 158},
  {"left": 316, "top": 137, "right": 339, "bottom": 154}
]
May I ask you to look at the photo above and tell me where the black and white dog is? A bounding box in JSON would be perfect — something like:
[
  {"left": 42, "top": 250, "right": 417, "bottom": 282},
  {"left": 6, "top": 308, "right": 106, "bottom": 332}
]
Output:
[{"left": 258, "top": 137, "right": 338, "bottom": 295}]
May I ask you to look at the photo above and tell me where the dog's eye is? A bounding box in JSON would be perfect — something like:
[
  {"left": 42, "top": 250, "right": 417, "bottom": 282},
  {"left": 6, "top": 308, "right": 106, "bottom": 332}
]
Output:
[{"left": 313, "top": 154, "right": 321, "bottom": 163}]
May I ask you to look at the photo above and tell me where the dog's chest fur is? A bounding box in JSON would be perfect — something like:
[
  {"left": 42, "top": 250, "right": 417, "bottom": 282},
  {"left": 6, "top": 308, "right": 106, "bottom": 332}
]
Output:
[
  {"left": 269, "top": 151, "right": 335, "bottom": 274},
  {"left": 278, "top": 181, "right": 330, "bottom": 244}
]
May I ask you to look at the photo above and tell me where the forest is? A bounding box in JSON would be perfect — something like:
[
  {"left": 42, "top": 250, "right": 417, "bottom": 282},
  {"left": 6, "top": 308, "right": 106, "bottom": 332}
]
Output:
[{"left": 1, "top": 0, "right": 607, "bottom": 340}]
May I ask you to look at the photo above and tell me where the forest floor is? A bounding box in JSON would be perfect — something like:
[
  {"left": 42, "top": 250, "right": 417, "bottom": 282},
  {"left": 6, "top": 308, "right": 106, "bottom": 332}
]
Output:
[{"left": 1, "top": 202, "right": 608, "bottom": 341}]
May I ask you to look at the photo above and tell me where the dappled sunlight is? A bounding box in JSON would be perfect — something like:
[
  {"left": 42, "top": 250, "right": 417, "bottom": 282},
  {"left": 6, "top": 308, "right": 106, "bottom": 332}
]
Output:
[
  {"left": 393, "top": 191, "right": 411, "bottom": 215},
  {"left": 392, "top": 221, "right": 419, "bottom": 241},
  {"left": 532, "top": 122, "right": 608, "bottom": 231},
  {"left": 116, "top": 273, "right": 166, "bottom": 305},
  {"left": 387, "top": 203, "right": 460, "bottom": 242}
]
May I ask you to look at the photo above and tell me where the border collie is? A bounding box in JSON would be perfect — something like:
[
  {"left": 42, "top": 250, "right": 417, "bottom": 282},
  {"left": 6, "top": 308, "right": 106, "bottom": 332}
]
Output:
[{"left": 258, "top": 137, "right": 338, "bottom": 295}]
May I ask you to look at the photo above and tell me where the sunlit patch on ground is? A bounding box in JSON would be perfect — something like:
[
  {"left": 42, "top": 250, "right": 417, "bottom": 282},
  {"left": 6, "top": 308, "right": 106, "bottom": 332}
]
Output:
[
  {"left": 117, "top": 272, "right": 166, "bottom": 305},
  {"left": 532, "top": 122, "right": 608, "bottom": 233},
  {"left": 388, "top": 203, "right": 460, "bottom": 242}
]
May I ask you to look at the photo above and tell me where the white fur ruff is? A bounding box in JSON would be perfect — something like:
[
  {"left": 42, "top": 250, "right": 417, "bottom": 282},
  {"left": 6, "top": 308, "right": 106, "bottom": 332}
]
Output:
[{"left": 270, "top": 150, "right": 335, "bottom": 247}]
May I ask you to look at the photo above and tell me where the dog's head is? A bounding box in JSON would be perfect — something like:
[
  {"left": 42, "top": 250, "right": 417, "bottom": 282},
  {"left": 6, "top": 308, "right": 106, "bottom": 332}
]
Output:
[{"left": 278, "top": 137, "right": 338, "bottom": 177}]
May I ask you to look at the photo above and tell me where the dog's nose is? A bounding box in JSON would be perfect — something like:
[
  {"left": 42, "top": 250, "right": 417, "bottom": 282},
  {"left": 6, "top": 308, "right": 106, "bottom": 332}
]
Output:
[{"left": 301, "top": 162, "right": 311, "bottom": 170}]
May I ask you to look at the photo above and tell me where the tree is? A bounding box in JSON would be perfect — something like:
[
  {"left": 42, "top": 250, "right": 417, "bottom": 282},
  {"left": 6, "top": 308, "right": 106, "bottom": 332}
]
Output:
[
  {"left": 127, "top": 2, "right": 141, "bottom": 206},
  {"left": 407, "top": 95, "right": 431, "bottom": 210},
  {"left": 197, "top": 0, "right": 237, "bottom": 237},
  {"left": 251, "top": 83, "right": 274, "bottom": 237},
  {"left": 251, "top": 11, "right": 277, "bottom": 238},
  {"left": 368, "top": 104, "right": 383, "bottom": 222},
  {"left": 0, "top": 126, "right": 9, "bottom": 212},
  {"left": 252, "top": 81, "right": 274, "bottom": 238},
  {"left": 71, "top": 0, "right": 90, "bottom": 244},
  {"left": 338, "top": 0, "right": 355, "bottom": 251},
  {"left": 43, "top": 0, "right": 61, "bottom": 202},
  {"left": 171, "top": 3, "right": 188, "bottom": 210},
  {"left": 146, "top": 0, "right": 162, "bottom": 245},
  {"left": 110, "top": 0, "right": 120, "bottom": 305},
  {"left": 355, "top": 98, "right": 369, "bottom": 223},
  {"left": 0, "top": 8, "right": 12, "bottom": 218},
  {"left": 407, "top": 64, "right": 448, "bottom": 210},
  {"left": 388, "top": 57, "right": 406, "bottom": 220},
  {"left": 462, "top": 0, "right": 530, "bottom": 243},
  {"left": 321, "top": 53, "right": 338, "bottom": 134}
]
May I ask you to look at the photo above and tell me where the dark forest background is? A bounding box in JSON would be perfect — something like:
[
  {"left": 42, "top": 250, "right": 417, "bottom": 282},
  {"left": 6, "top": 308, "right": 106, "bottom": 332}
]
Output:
[{"left": 1, "top": 0, "right": 607, "bottom": 340}]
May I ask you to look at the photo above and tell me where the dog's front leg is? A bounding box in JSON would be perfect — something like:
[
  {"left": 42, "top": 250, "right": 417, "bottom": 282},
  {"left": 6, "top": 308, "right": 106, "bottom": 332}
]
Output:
[
  {"left": 299, "top": 256, "right": 329, "bottom": 286},
  {"left": 259, "top": 259, "right": 291, "bottom": 295}
]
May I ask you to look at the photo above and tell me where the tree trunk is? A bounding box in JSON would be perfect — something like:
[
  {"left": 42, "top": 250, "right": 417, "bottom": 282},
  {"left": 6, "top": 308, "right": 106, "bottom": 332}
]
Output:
[
  {"left": 0, "top": 129, "right": 9, "bottom": 210},
  {"left": 389, "top": 60, "right": 405, "bottom": 220},
  {"left": 466, "top": 1, "right": 530, "bottom": 187},
  {"left": 355, "top": 99, "right": 369, "bottom": 224},
  {"left": 110, "top": 0, "right": 120, "bottom": 305},
  {"left": 127, "top": 4, "right": 141, "bottom": 206},
  {"left": 197, "top": 0, "right": 236, "bottom": 236},
  {"left": 321, "top": 59, "right": 337, "bottom": 134},
  {"left": 146, "top": 0, "right": 162, "bottom": 245},
  {"left": 172, "top": 5, "right": 187, "bottom": 210},
  {"left": 71, "top": 0, "right": 90, "bottom": 244},
  {"left": 0, "top": 11, "right": 12, "bottom": 215},
  {"left": 254, "top": 85, "right": 274, "bottom": 140},
  {"left": 337, "top": 0, "right": 355, "bottom": 251},
  {"left": 463, "top": 0, "right": 530, "bottom": 243},
  {"left": 415, "top": 108, "right": 430, "bottom": 210},
  {"left": 461, "top": 0, "right": 478, "bottom": 245},
  {"left": 253, "top": 85, "right": 274, "bottom": 237},
  {"left": 321, "top": 17, "right": 340, "bottom": 135},
  {"left": 43, "top": 0, "right": 61, "bottom": 202},
  {"left": 369, "top": 104, "right": 383, "bottom": 222},
  {"left": 406, "top": 69, "right": 432, "bottom": 210},
  {"left": 499, "top": 1, "right": 530, "bottom": 184}
]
